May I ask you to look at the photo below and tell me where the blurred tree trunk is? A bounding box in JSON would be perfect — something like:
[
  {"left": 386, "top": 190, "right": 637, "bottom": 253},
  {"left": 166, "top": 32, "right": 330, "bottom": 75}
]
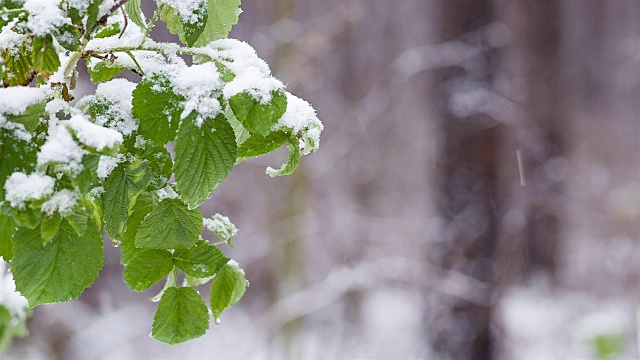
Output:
[
  {"left": 428, "top": 1, "right": 499, "bottom": 359},
  {"left": 493, "top": 0, "right": 565, "bottom": 286}
]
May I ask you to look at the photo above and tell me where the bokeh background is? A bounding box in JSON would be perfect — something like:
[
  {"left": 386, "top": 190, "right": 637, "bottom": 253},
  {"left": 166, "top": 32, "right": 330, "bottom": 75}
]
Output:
[{"left": 6, "top": 0, "right": 640, "bottom": 359}]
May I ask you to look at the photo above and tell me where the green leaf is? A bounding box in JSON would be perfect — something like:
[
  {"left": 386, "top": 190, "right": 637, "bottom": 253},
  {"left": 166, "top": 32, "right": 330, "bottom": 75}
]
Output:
[
  {"left": 175, "top": 114, "right": 237, "bottom": 208},
  {"left": 40, "top": 212, "right": 61, "bottom": 245},
  {"left": 238, "top": 131, "right": 288, "bottom": 159},
  {"left": 225, "top": 103, "right": 249, "bottom": 146},
  {"left": 152, "top": 287, "right": 209, "bottom": 345},
  {"left": 125, "top": 0, "right": 146, "bottom": 29},
  {"left": 2, "top": 46, "right": 34, "bottom": 87},
  {"left": 173, "top": 240, "right": 229, "bottom": 278},
  {"left": 6, "top": 101, "right": 46, "bottom": 133},
  {"left": 159, "top": 4, "right": 208, "bottom": 47},
  {"left": 135, "top": 198, "right": 202, "bottom": 250},
  {"left": 121, "top": 191, "right": 156, "bottom": 265},
  {"left": 66, "top": 208, "right": 88, "bottom": 236},
  {"left": 94, "top": 23, "right": 120, "bottom": 38},
  {"left": 12, "top": 217, "right": 104, "bottom": 307},
  {"left": 55, "top": 24, "right": 81, "bottom": 51},
  {"left": 229, "top": 91, "right": 287, "bottom": 137},
  {"left": 0, "top": 130, "right": 39, "bottom": 200},
  {"left": 124, "top": 249, "right": 173, "bottom": 291},
  {"left": 13, "top": 208, "right": 43, "bottom": 230},
  {"left": 183, "top": 13, "right": 208, "bottom": 47},
  {"left": 104, "top": 160, "right": 151, "bottom": 240},
  {"left": 193, "top": 0, "right": 242, "bottom": 47},
  {"left": 184, "top": 274, "right": 215, "bottom": 287},
  {"left": 0, "top": 213, "right": 15, "bottom": 261},
  {"left": 32, "top": 35, "right": 61, "bottom": 75},
  {"left": 84, "top": 0, "right": 102, "bottom": 39},
  {"left": 209, "top": 262, "right": 246, "bottom": 320},
  {"left": 87, "top": 59, "right": 125, "bottom": 84},
  {"left": 132, "top": 76, "right": 184, "bottom": 145},
  {"left": 266, "top": 137, "right": 301, "bottom": 177}
]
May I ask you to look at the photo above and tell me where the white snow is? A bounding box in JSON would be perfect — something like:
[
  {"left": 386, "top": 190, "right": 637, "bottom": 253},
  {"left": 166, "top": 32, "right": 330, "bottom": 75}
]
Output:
[
  {"left": 67, "top": 115, "right": 123, "bottom": 152},
  {"left": 38, "top": 123, "right": 87, "bottom": 174},
  {"left": 196, "top": 39, "right": 285, "bottom": 103},
  {"left": 156, "top": 0, "right": 206, "bottom": 24},
  {"left": 169, "top": 62, "right": 223, "bottom": 126},
  {"left": 85, "top": 10, "right": 146, "bottom": 53},
  {"left": 0, "top": 261, "right": 28, "bottom": 318},
  {"left": 97, "top": 155, "right": 120, "bottom": 179},
  {"left": 274, "top": 92, "right": 323, "bottom": 155},
  {"left": 23, "top": 0, "right": 69, "bottom": 36},
  {"left": 93, "top": 79, "right": 138, "bottom": 136},
  {"left": 41, "top": 189, "right": 80, "bottom": 215},
  {"left": 156, "top": 186, "right": 179, "bottom": 201},
  {"left": 0, "top": 19, "right": 27, "bottom": 53},
  {"left": 203, "top": 214, "right": 238, "bottom": 241},
  {"left": 0, "top": 86, "right": 46, "bottom": 116},
  {"left": 4, "top": 172, "right": 55, "bottom": 209}
]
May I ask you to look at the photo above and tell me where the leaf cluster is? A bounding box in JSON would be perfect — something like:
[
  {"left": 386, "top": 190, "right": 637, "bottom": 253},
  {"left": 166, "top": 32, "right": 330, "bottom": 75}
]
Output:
[{"left": 0, "top": 0, "right": 322, "bottom": 346}]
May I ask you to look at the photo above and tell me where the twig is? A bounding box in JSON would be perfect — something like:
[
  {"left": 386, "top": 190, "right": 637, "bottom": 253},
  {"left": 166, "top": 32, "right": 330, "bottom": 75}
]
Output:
[
  {"left": 90, "top": 0, "right": 130, "bottom": 35},
  {"left": 118, "top": 3, "right": 128, "bottom": 39}
]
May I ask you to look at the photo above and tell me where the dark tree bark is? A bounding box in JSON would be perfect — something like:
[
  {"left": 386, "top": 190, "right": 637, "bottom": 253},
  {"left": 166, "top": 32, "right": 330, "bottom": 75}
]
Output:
[{"left": 427, "top": 1, "right": 500, "bottom": 359}]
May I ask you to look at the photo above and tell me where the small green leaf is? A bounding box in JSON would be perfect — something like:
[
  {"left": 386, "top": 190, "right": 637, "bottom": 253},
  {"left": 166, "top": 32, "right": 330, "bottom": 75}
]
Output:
[
  {"left": 229, "top": 91, "right": 287, "bottom": 137},
  {"left": 183, "top": 12, "right": 208, "bottom": 47},
  {"left": 193, "top": 0, "right": 242, "bottom": 46},
  {"left": 152, "top": 287, "right": 209, "bottom": 345},
  {"left": 40, "top": 212, "right": 61, "bottom": 245},
  {"left": 266, "top": 137, "right": 302, "bottom": 177},
  {"left": 175, "top": 114, "right": 237, "bottom": 208},
  {"left": 132, "top": 76, "right": 184, "bottom": 145},
  {"left": 238, "top": 131, "right": 288, "bottom": 159},
  {"left": 104, "top": 160, "right": 151, "bottom": 240},
  {"left": 12, "top": 217, "right": 104, "bottom": 307},
  {"left": 209, "top": 262, "right": 247, "bottom": 320},
  {"left": 124, "top": 0, "right": 146, "bottom": 29},
  {"left": 135, "top": 198, "right": 202, "bottom": 250},
  {"left": 87, "top": 59, "right": 125, "bottom": 84},
  {"left": 32, "top": 35, "right": 61, "bottom": 75},
  {"left": 173, "top": 240, "right": 229, "bottom": 278},
  {"left": 124, "top": 249, "right": 173, "bottom": 291}
]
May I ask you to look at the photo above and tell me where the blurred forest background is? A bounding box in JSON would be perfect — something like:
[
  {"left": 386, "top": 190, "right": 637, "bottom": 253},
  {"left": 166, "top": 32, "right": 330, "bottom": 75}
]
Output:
[{"left": 6, "top": 0, "right": 640, "bottom": 359}]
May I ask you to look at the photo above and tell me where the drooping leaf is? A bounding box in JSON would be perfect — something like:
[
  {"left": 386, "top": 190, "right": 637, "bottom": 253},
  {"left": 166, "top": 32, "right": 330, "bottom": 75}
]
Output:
[
  {"left": 132, "top": 76, "right": 184, "bottom": 145},
  {"left": 229, "top": 91, "right": 287, "bottom": 137},
  {"left": 209, "top": 262, "right": 247, "bottom": 321},
  {"left": 124, "top": 249, "right": 173, "bottom": 291},
  {"left": 12, "top": 217, "right": 104, "bottom": 307},
  {"left": 175, "top": 114, "right": 237, "bottom": 208},
  {"left": 266, "top": 137, "right": 302, "bottom": 177},
  {"left": 104, "top": 160, "right": 151, "bottom": 240},
  {"left": 135, "top": 198, "right": 202, "bottom": 250},
  {"left": 173, "top": 240, "right": 229, "bottom": 278},
  {"left": 238, "top": 131, "right": 288, "bottom": 159},
  {"left": 152, "top": 287, "right": 209, "bottom": 345}
]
